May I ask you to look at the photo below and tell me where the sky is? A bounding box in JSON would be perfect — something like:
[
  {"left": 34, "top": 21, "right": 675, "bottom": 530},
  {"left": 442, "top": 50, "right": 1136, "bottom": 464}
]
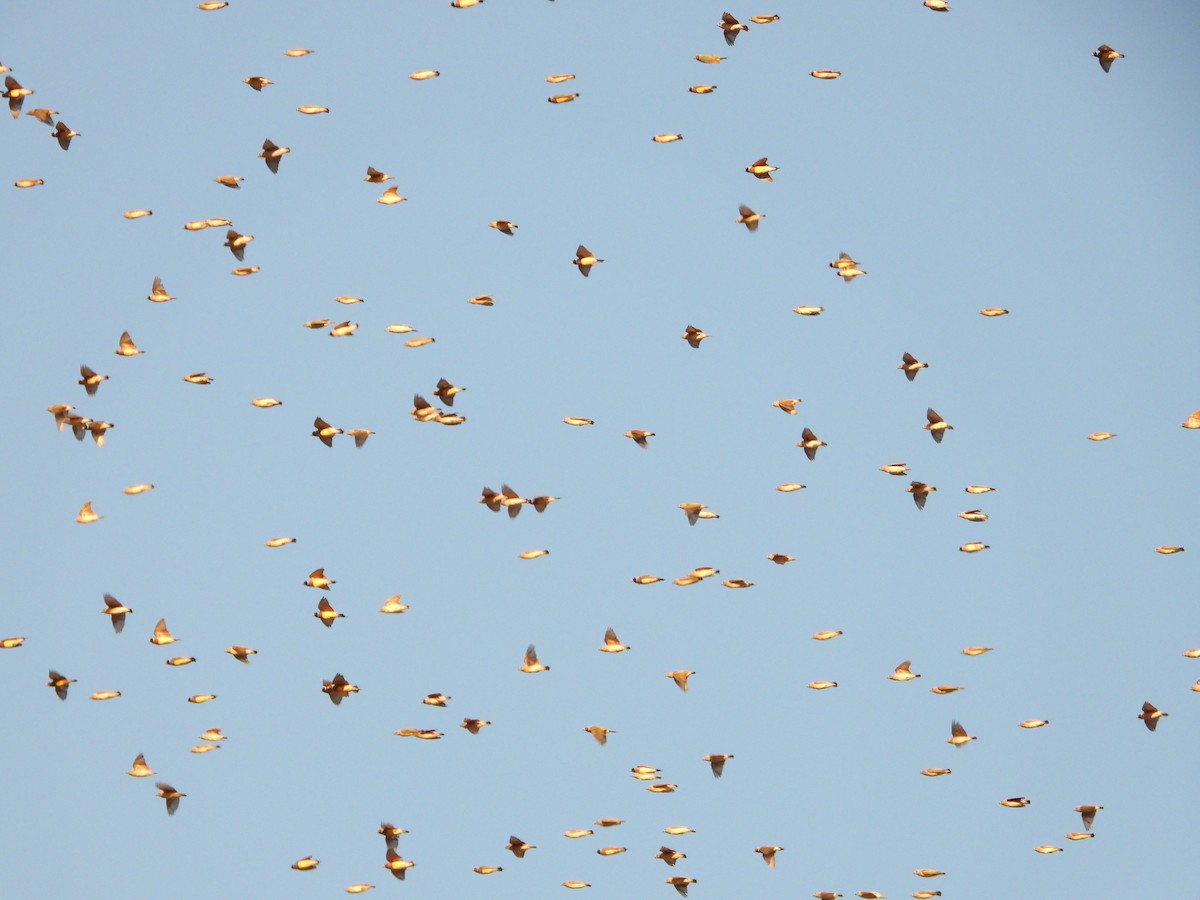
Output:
[{"left": 3, "top": 1, "right": 1199, "bottom": 897}]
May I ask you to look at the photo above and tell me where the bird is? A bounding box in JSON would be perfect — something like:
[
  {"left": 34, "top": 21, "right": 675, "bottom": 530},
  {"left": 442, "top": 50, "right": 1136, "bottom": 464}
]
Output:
[
  {"left": 722, "top": 579, "right": 754, "bottom": 588},
  {"left": 573, "top": 245, "right": 603, "bottom": 277},
  {"left": 856, "top": 893, "right": 885, "bottom": 899},
  {"left": 284, "top": 48, "right": 314, "bottom": 57},
  {"left": 155, "top": 782, "right": 186, "bottom": 815},
  {"left": 214, "top": 175, "right": 243, "bottom": 188},
  {"left": 563, "top": 829, "right": 594, "bottom": 839},
  {"left": 378, "top": 823, "right": 407, "bottom": 850},
  {"left": 52, "top": 121, "right": 80, "bottom": 151},
  {"left": 1155, "top": 546, "right": 1184, "bottom": 554},
  {"left": 965, "top": 485, "right": 995, "bottom": 495},
  {"left": 930, "top": 685, "right": 964, "bottom": 695},
  {"left": 101, "top": 594, "right": 131, "bottom": 633},
  {"left": 377, "top": 186, "right": 405, "bottom": 205},
  {"left": 127, "top": 753, "right": 155, "bottom": 778},
  {"left": 768, "top": 554, "right": 796, "bottom": 565},
  {"left": 165, "top": 657, "right": 194, "bottom": 667},
  {"left": 489, "top": 220, "right": 517, "bottom": 235},
  {"left": 920, "top": 769, "right": 951, "bottom": 777},
  {"left": 520, "top": 644, "right": 549, "bottom": 673},
  {"left": 473, "top": 866, "right": 502, "bottom": 875},
  {"left": 183, "top": 373, "right": 213, "bottom": 385},
  {"left": 664, "top": 826, "right": 695, "bottom": 836},
  {"left": 243, "top": 76, "right": 272, "bottom": 91},
  {"left": 546, "top": 74, "right": 576, "bottom": 83},
  {"left": 14, "top": 178, "right": 44, "bottom": 188},
  {"left": 595, "top": 847, "right": 625, "bottom": 856},
  {"left": 749, "top": 14, "right": 780, "bottom": 23},
  {"left": 77, "top": 365, "right": 108, "bottom": 396},
  {"left": 718, "top": 12, "right": 748, "bottom": 45},
  {"left": 1033, "top": 846, "right": 1062, "bottom": 854},
  {"left": 666, "top": 670, "right": 694, "bottom": 691},
  {"left": 736, "top": 205, "right": 763, "bottom": 231},
  {"left": 1075, "top": 805, "right": 1103, "bottom": 831},
  {"left": 1180, "top": 409, "right": 1200, "bottom": 429},
  {"left": 808, "top": 681, "right": 838, "bottom": 690},
  {"left": 889, "top": 660, "right": 921, "bottom": 682},
  {"left": 657, "top": 846, "right": 687, "bottom": 866},
  {"left": 380, "top": 595, "right": 409, "bottom": 614},
  {"left": 1094, "top": 44, "right": 1124, "bottom": 73},
  {"left": 599, "top": 627, "right": 630, "bottom": 653},
  {"left": 251, "top": 398, "right": 282, "bottom": 409},
  {"left": 312, "top": 418, "right": 342, "bottom": 447},
  {"left": 1138, "top": 701, "right": 1167, "bottom": 731},
  {"left": 746, "top": 157, "right": 777, "bottom": 181},
  {"left": 1065, "top": 832, "right": 1094, "bottom": 842},
  {"left": 1019, "top": 719, "right": 1049, "bottom": 729},
  {"left": 364, "top": 166, "right": 392, "bottom": 183},
  {"left": 634, "top": 576, "right": 663, "bottom": 585},
  {"left": 48, "top": 670, "right": 75, "bottom": 700},
  {"left": 689, "top": 85, "right": 717, "bottom": 94},
  {"left": 410, "top": 70, "right": 440, "bottom": 81},
  {"left": 947, "top": 720, "right": 976, "bottom": 747},
  {"left": 772, "top": 398, "right": 801, "bottom": 415},
  {"left": 1088, "top": 432, "right": 1116, "bottom": 441},
  {"left": 147, "top": 276, "right": 174, "bottom": 303},
  {"left": 924, "top": 0, "right": 950, "bottom": 9},
  {"left": 518, "top": 549, "right": 549, "bottom": 559},
  {"left": 625, "top": 429, "right": 655, "bottom": 448},
  {"left": 346, "top": 429, "right": 374, "bottom": 447},
  {"left": 122, "top": 208, "right": 153, "bottom": 218},
  {"left": 314, "top": 597, "right": 344, "bottom": 627},
  {"left": 679, "top": 503, "right": 710, "bottom": 526},
  {"left": 797, "top": 427, "right": 827, "bottom": 460},
  {"left": 959, "top": 509, "right": 988, "bottom": 522},
  {"left": 149, "top": 618, "right": 176, "bottom": 645},
  {"left": 345, "top": 885, "right": 374, "bottom": 894},
  {"left": 704, "top": 754, "right": 733, "bottom": 777},
  {"left": 1000, "top": 798, "right": 1031, "bottom": 808},
  {"left": 25, "top": 107, "right": 56, "bottom": 126},
  {"left": 924, "top": 408, "right": 953, "bottom": 442},
  {"left": 322, "top": 673, "right": 359, "bottom": 705},
  {"left": 563, "top": 417, "right": 594, "bottom": 426},
  {"left": 960, "top": 542, "right": 989, "bottom": 553},
  {"left": 259, "top": 139, "right": 290, "bottom": 173},
  {"left": 584, "top": 725, "right": 614, "bottom": 745},
  {"left": 4, "top": 76, "right": 32, "bottom": 118},
  {"left": 296, "top": 105, "right": 329, "bottom": 115},
  {"left": 224, "top": 229, "right": 253, "bottom": 261},
  {"left": 632, "top": 766, "right": 661, "bottom": 780},
  {"left": 547, "top": 92, "right": 578, "bottom": 103},
  {"left": 695, "top": 54, "right": 726, "bottom": 64},
  {"left": 264, "top": 536, "right": 295, "bottom": 547},
  {"left": 305, "top": 568, "right": 335, "bottom": 589},
  {"left": 647, "top": 783, "right": 677, "bottom": 793},
  {"left": 187, "top": 694, "right": 217, "bottom": 704},
  {"left": 199, "top": 729, "right": 225, "bottom": 741},
  {"left": 562, "top": 882, "right": 591, "bottom": 890},
  {"left": 666, "top": 876, "right": 697, "bottom": 896},
  {"left": 422, "top": 693, "right": 450, "bottom": 707},
  {"left": 652, "top": 133, "right": 683, "bottom": 143},
  {"left": 899, "top": 352, "right": 928, "bottom": 381},
  {"left": 461, "top": 718, "right": 491, "bottom": 734},
  {"left": 907, "top": 481, "right": 936, "bottom": 510},
  {"left": 530, "top": 495, "right": 559, "bottom": 513},
  {"left": 225, "top": 645, "right": 256, "bottom": 664},
  {"left": 292, "top": 857, "right": 320, "bottom": 871},
  {"left": 792, "top": 305, "right": 824, "bottom": 316},
  {"left": 812, "top": 630, "right": 842, "bottom": 640},
  {"left": 979, "top": 307, "right": 1009, "bottom": 317},
  {"left": 383, "top": 849, "right": 414, "bottom": 880}
]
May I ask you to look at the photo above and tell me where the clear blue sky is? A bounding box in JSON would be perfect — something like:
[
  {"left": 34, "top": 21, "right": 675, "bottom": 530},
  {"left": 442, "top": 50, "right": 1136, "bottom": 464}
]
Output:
[{"left": 4, "top": 1, "right": 1199, "bottom": 897}]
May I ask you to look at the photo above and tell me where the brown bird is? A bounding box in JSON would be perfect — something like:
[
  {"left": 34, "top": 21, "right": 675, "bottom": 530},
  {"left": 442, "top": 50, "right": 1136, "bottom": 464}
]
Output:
[
  {"left": 506, "top": 836, "right": 536, "bottom": 858},
  {"left": 243, "top": 76, "right": 272, "bottom": 91},
  {"left": 322, "top": 673, "right": 359, "bottom": 705},
  {"left": 746, "top": 157, "right": 777, "bottom": 181},
  {"left": 1074, "top": 804, "right": 1103, "bottom": 831},
  {"left": 224, "top": 229, "right": 253, "bottom": 262},
  {"left": 48, "top": 669, "right": 75, "bottom": 700},
  {"left": 767, "top": 553, "right": 795, "bottom": 565},
  {"left": 378, "top": 823, "right": 407, "bottom": 851},
  {"left": 657, "top": 846, "right": 687, "bottom": 866},
  {"left": 772, "top": 398, "right": 801, "bottom": 415},
  {"left": 383, "top": 848, "right": 414, "bottom": 880},
  {"left": 314, "top": 597, "right": 344, "bottom": 627},
  {"left": 924, "top": 408, "right": 953, "bottom": 443},
  {"left": 1094, "top": 44, "right": 1124, "bottom": 73},
  {"left": 947, "top": 720, "right": 976, "bottom": 747},
  {"left": 225, "top": 645, "right": 256, "bottom": 664},
  {"left": 704, "top": 754, "right": 733, "bottom": 778},
  {"left": 584, "top": 725, "right": 614, "bottom": 745},
  {"left": 434, "top": 378, "right": 464, "bottom": 407},
  {"left": 666, "top": 670, "right": 694, "bottom": 692},
  {"left": 25, "top": 108, "right": 56, "bottom": 126},
  {"left": 573, "top": 245, "right": 603, "bottom": 277},
  {"left": 312, "top": 417, "right": 342, "bottom": 447},
  {"left": 666, "top": 876, "right": 697, "bottom": 897},
  {"left": 147, "top": 276, "right": 174, "bottom": 303},
  {"left": 102, "top": 594, "right": 131, "bottom": 633},
  {"left": 625, "top": 429, "right": 655, "bottom": 448},
  {"left": 78, "top": 365, "right": 108, "bottom": 396},
  {"left": 52, "top": 121, "right": 80, "bottom": 151},
  {"left": 797, "top": 427, "right": 826, "bottom": 460},
  {"left": 899, "top": 352, "right": 928, "bottom": 382},
  {"left": 736, "top": 204, "right": 763, "bottom": 232},
  {"left": 907, "top": 481, "right": 936, "bottom": 510},
  {"left": 1138, "top": 700, "right": 1167, "bottom": 731},
  {"left": 718, "top": 12, "right": 748, "bottom": 45},
  {"left": 489, "top": 220, "right": 517, "bottom": 236},
  {"left": 461, "top": 718, "right": 491, "bottom": 734},
  {"left": 259, "top": 138, "right": 290, "bottom": 173},
  {"left": 155, "top": 782, "right": 186, "bottom": 815},
  {"left": 305, "top": 568, "right": 335, "bottom": 589},
  {"left": 4, "top": 76, "right": 33, "bottom": 117}
]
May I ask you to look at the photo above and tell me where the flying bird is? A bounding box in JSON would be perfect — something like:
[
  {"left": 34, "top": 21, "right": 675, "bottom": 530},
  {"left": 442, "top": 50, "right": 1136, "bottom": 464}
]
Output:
[
  {"left": 1138, "top": 701, "right": 1166, "bottom": 731},
  {"left": 681, "top": 325, "right": 709, "bottom": 348},
  {"left": 599, "top": 627, "right": 630, "bottom": 653},
  {"left": 947, "top": 720, "right": 976, "bottom": 747},
  {"left": 666, "top": 670, "right": 694, "bottom": 692},
  {"left": 899, "top": 352, "right": 928, "bottom": 381},
  {"left": 1093, "top": 44, "right": 1124, "bottom": 73},
  {"left": 101, "top": 594, "right": 131, "bottom": 633},
  {"left": 924, "top": 408, "right": 953, "bottom": 443},
  {"left": 155, "top": 782, "right": 186, "bottom": 815},
  {"left": 797, "top": 427, "right": 827, "bottom": 460},
  {"left": 322, "top": 673, "right": 359, "bottom": 705},
  {"left": 666, "top": 876, "right": 697, "bottom": 897},
  {"left": 520, "top": 644, "right": 549, "bottom": 673},
  {"left": 305, "top": 568, "right": 334, "bottom": 589},
  {"left": 149, "top": 618, "right": 176, "bottom": 645},
  {"left": 48, "top": 670, "right": 75, "bottom": 700},
  {"left": 736, "top": 205, "right": 763, "bottom": 232},
  {"left": 889, "top": 660, "right": 921, "bottom": 682},
  {"left": 259, "top": 139, "right": 290, "bottom": 173},
  {"left": 52, "top": 121, "right": 80, "bottom": 151},
  {"left": 704, "top": 754, "right": 733, "bottom": 778},
  {"left": 907, "top": 481, "right": 936, "bottom": 510},
  {"left": 225, "top": 645, "right": 256, "bottom": 664},
  {"left": 312, "top": 418, "right": 342, "bottom": 447},
  {"left": 718, "top": 12, "right": 748, "bottom": 45},
  {"left": 1074, "top": 804, "right": 1103, "bottom": 831},
  {"left": 127, "top": 753, "right": 155, "bottom": 778},
  {"left": 573, "top": 245, "right": 603, "bottom": 277},
  {"left": 584, "top": 725, "right": 614, "bottom": 745},
  {"left": 657, "top": 846, "right": 687, "bottom": 866},
  {"left": 4, "top": 76, "right": 33, "bottom": 117}
]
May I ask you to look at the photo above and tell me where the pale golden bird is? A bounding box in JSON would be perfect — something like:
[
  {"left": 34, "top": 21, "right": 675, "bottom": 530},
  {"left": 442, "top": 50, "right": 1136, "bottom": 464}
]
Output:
[
  {"left": 155, "top": 782, "right": 186, "bottom": 815},
  {"left": 596, "top": 847, "right": 625, "bottom": 857},
  {"left": 746, "top": 157, "right": 777, "bottom": 181},
  {"left": 123, "top": 209, "right": 152, "bottom": 220},
  {"left": 102, "top": 594, "right": 131, "bottom": 633},
  {"left": 284, "top": 48, "right": 314, "bottom": 57},
  {"left": 312, "top": 418, "right": 342, "bottom": 448},
  {"left": 812, "top": 630, "right": 842, "bottom": 640},
  {"left": 199, "top": 728, "right": 225, "bottom": 741},
  {"left": 379, "top": 823, "right": 407, "bottom": 850},
  {"left": 920, "top": 768, "right": 951, "bottom": 777},
  {"left": 1094, "top": 44, "right": 1124, "bottom": 73},
  {"left": 1033, "top": 846, "right": 1062, "bottom": 854},
  {"left": 930, "top": 685, "right": 963, "bottom": 695},
  {"left": 1000, "top": 797, "right": 1031, "bottom": 808},
  {"left": 958, "top": 509, "right": 988, "bottom": 523},
  {"left": 596, "top": 819, "right": 623, "bottom": 829},
  {"left": 665, "top": 670, "right": 694, "bottom": 692},
  {"left": 3, "top": 75, "right": 32, "bottom": 118},
  {"left": 947, "top": 720, "right": 976, "bottom": 747},
  {"left": 599, "top": 627, "right": 630, "bottom": 653},
  {"left": 704, "top": 753, "right": 733, "bottom": 778},
  {"left": 304, "top": 319, "right": 334, "bottom": 329},
  {"left": 330, "top": 322, "right": 359, "bottom": 337},
  {"left": 297, "top": 105, "right": 329, "bottom": 115},
  {"left": 808, "top": 681, "right": 838, "bottom": 690},
  {"left": 679, "top": 502, "right": 711, "bottom": 526},
  {"left": 772, "top": 398, "right": 801, "bottom": 415},
  {"left": 345, "top": 429, "right": 374, "bottom": 448},
  {"left": 410, "top": 70, "right": 440, "bottom": 81},
  {"left": 562, "top": 882, "right": 591, "bottom": 889},
  {"left": 722, "top": 578, "right": 753, "bottom": 588},
  {"left": 263, "top": 537, "right": 295, "bottom": 548},
  {"left": 666, "top": 876, "right": 697, "bottom": 896},
  {"left": 384, "top": 848, "right": 414, "bottom": 880},
  {"left": 518, "top": 549, "right": 549, "bottom": 560},
  {"left": 914, "top": 869, "right": 945, "bottom": 878},
  {"left": 634, "top": 575, "right": 663, "bottom": 585},
  {"left": 520, "top": 644, "right": 549, "bottom": 673},
  {"left": 214, "top": 175, "right": 243, "bottom": 188},
  {"left": 624, "top": 429, "right": 655, "bottom": 448},
  {"left": 198, "top": 2, "right": 228, "bottom": 10},
  {"left": 913, "top": 891, "right": 942, "bottom": 898},
  {"left": 224, "top": 228, "right": 253, "bottom": 261},
  {"left": 165, "top": 657, "right": 195, "bottom": 666},
  {"left": 149, "top": 618, "right": 176, "bottom": 646},
  {"left": 404, "top": 336, "right": 434, "bottom": 347},
  {"left": 380, "top": 595, "right": 409, "bottom": 614},
  {"left": 74, "top": 500, "right": 101, "bottom": 524},
  {"left": 563, "top": 417, "right": 594, "bottom": 426},
  {"left": 856, "top": 892, "right": 885, "bottom": 899},
  {"left": 187, "top": 694, "right": 217, "bottom": 703},
  {"left": 423, "top": 693, "right": 450, "bottom": 707},
  {"left": 259, "top": 138, "right": 290, "bottom": 173},
  {"left": 889, "top": 660, "right": 921, "bottom": 682},
  {"left": 1019, "top": 719, "right": 1049, "bottom": 729},
  {"left": 378, "top": 186, "right": 406, "bottom": 205},
  {"left": 749, "top": 15, "right": 780, "bottom": 24},
  {"left": 1087, "top": 432, "right": 1116, "bottom": 441},
  {"left": 1155, "top": 546, "right": 1184, "bottom": 554},
  {"left": 1180, "top": 409, "right": 1200, "bottom": 429},
  {"left": 647, "top": 783, "right": 677, "bottom": 793},
  {"left": 584, "top": 725, "right": 615, "bottom": 746},
  {"left": 924, "top": 408, "right": 953, "bottom": 443},
  {"left": 305, "top": 567, "right": 335, "bottom": 589},
  {"left": 797, "top": 427, "right": 827, "bottom": 460},
  {"left": 924, "top": 0, "right": 949, "bottom": 10},
  {"left": 1138, "top": 700, "right": 1166, "bottom": 731},
  {"left": 689, "top": 84, "right": 717, "bottom": 94},
  {"left": 473, "top": 866, "right": 503, "bottom": 875},
  {"left": 1065, "top": 832, "right": 1094, "bottom": 841},
  {"left": 652, "top": 133, "right": 683, "bottom": 143},
  {"left": 979, "top": 307, "right": 1009, "bottom": 317},
  {"left": 25, "top": 107, "right": 56, "bottom": 126},
  {"left": 663, "top": 826, "right": 695, "bottom": 836},
  {"left": 345, "top": 885, "right": 374, "bottom": 894},
  {"left": 546, "top": 74, "right": 576, "bottom": 84},
  {"left": 965, "top": 485, "right": 995, "bottom": 494},
  {"left": 632, "top": 766, "right": 661, "bottom": 780},
  {"left": 322, "top": 672, "right": 359, "bottom": 705},
  {"left": 183, "top": 373, "right": 213, "bottom": 385},
  {"left": 78, "top": 364, "right": 108, "bottom": 396},
  {"left": 880, "top": 464, "right": 909, "bottom": 476},
  {"left": 292, "top": 857, "right": 320, "bottom": 871},
  {"left": 695, "top": 54, "right": 726, "bottom": 64},
  {"left": 115, "top": 330, "right": 143, "bottom": 356},
  {"left": 189, "top": 743, "right": 218, "bottom": 753},
  {"left": 574, "top": 244, "right": 603, "bottom": 276},
  {"left": 127, "top": 753, "right": 155, "bottom": 778},
  {"left": 146, "top": 276, "right": 174, "bottom": 303},
  {"left": 489, "top": 220, "right": 518, "bottom": 235},
  {"left": 547, "top": 92, "right": 578, "bottom": 103},
  {"left": 225, "top": 645, "right": 256, "bottom": 664},
  {"left": 563, "top": 830, "right": 594, "bottom": 839},
  {"left": 810, "top": 70, "right": 841, "bottom": 79},
  {"left": 14, "top": 178, "right": 44, "bottom": 188},
  {"left": 959, "top": 543, "right": 989, "bottom": 553}
]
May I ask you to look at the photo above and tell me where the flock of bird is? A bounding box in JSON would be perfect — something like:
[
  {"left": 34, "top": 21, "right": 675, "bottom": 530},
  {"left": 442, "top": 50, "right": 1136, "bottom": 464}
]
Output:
[{"left": 4, "top": 2, "right": 1193, "bottom": 898}]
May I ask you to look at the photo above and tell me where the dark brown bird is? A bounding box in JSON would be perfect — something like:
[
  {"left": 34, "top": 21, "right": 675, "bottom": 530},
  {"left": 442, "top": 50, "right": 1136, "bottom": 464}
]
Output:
[
  {"left": 52, "top": 121, "right": 79, "bottom": 151},
  {"left": 1138, "top": 701, "right": 1167, "bottom": 731}
]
